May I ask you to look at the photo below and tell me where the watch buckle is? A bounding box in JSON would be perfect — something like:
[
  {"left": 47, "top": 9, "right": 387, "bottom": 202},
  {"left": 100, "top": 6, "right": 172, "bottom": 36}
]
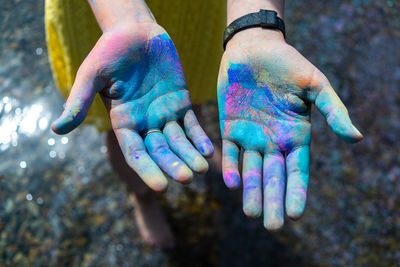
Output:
[{"left": 259, "top": 9, "right": 278, "bottom": 27}]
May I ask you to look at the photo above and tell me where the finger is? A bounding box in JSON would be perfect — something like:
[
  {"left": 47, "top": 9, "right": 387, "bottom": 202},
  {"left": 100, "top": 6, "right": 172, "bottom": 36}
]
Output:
[
  {"left": 51, "top": 62, "right": 102, "bottom": 134},
  {"left": 114, "top": 128, "right": 168, "bottom": 192},
  {"left": 144, "top": 131, "right": 193, "bottom": 184},
  {"left": 242, "top": 150, "right": 262, "bottom": 218},
  {"left": 222, "top": 139, "right": 241, "bottom": 189},
  {"left": 285, "top": 145, "right": 310, "bottom": 220},
  {"left": 184, "top": 109, "right": 214, "bottom": 157},
  {"left": 263, "top": 152, "right": 285, "bottom": 231},
  {"left": 314, "top": 80, "right": 363, "bottom": 143},
  {"left": 163, "top": 121, "right": 209, "bottom": 173}
]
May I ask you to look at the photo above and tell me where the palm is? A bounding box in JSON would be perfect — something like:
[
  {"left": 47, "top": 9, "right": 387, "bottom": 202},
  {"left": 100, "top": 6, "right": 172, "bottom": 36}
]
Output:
[
  {"left": 218, "top": 41, "right": 362, "bottom": 230},
  {"left": 218, "top": 56, "right": 311, "bottom": 154},
  {"left": 53, "top": 24, "right": 213, "bottom": 192},
  {"left": 98, "top": 26, "right": 190, "bottom": 132}
]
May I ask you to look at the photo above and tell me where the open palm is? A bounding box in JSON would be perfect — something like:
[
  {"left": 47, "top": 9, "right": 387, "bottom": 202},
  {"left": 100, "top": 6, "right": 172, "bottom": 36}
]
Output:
[
  {"left": 52, "top": 23, "right": 213, "bottom": 191},
  {"left": 218, "top": 37, "right": 363, "bottom": 230}
]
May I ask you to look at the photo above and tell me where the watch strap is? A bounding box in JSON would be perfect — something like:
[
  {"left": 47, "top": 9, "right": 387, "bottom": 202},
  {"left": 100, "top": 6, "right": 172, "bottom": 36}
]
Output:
[{"left": 223, "top": 9, "right": 286, "bottom": 50}]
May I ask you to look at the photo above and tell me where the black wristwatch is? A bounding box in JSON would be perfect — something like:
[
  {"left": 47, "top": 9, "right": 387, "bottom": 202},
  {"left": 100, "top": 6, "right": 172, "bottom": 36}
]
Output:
[{"left": 223, "top": 9, "right": 286, "bottom": 50}]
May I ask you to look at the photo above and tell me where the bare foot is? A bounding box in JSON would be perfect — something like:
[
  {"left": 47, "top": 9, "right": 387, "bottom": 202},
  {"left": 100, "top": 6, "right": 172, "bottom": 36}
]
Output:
[{"left": 129, "top": 192, "right": 175, "bottom": 249}]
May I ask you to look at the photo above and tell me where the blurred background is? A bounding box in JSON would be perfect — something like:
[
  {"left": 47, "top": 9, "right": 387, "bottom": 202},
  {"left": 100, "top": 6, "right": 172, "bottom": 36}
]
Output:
[{"left": 0, "top": 0, "right": 399, "bottom": 266}]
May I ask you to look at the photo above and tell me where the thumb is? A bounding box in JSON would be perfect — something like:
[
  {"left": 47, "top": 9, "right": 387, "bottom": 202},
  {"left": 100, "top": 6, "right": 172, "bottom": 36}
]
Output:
[
  {"left": 52, "top": 61, "right": 103, "bottom": 135},
  {"left": 312, "top": 71, "right": 363, "bottom": 143}
]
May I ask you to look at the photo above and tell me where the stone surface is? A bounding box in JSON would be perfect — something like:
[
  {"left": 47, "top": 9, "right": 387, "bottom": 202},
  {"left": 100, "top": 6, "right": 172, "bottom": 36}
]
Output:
[{"left": 0, "top": 0, "right": 399, "bottom": 266}]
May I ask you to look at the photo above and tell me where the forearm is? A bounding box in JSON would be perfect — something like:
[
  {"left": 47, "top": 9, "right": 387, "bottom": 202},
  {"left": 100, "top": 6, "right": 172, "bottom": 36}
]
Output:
[{"left": 88, "top": 0, "right": 155, "bottom": 31}]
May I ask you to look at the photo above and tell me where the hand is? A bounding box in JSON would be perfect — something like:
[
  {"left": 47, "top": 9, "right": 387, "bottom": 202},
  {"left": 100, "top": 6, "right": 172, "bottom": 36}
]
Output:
[
  {"left": 217, "top": 29, "right": 363, "bottom": 230},
  {"left": 52, "top": 23, "right": 214, "bottom": 192}
]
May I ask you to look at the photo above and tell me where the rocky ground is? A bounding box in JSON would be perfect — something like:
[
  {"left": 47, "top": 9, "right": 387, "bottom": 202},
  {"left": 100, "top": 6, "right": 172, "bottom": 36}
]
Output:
[{"left": 0, "top": 0, "right": 399, "bottom": 266}]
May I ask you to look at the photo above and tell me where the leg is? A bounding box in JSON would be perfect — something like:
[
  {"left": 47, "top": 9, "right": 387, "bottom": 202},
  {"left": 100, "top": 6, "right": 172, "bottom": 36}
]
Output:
[{"left": 105, "top": 130, "right": 174, "bottom": 248}]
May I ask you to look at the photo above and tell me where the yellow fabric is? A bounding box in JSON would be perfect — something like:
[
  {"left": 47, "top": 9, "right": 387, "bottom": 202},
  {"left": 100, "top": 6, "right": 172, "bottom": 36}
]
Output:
[{"left": 45, "top": 0, "right": 225, "bottom": 131}]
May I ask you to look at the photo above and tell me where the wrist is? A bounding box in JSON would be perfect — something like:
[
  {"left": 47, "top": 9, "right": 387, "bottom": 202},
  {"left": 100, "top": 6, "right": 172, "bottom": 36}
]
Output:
[
  {"left": 101, "top": 14, "right": 156, "bottom": 32},
  {"left": 227, "top": 0, "right": 284, "bottom": 25},
  {"left": 88, "top": 0, "right": 156, "bottom": 31},
  {"left": 225, "top": 28, "right": 285, "bottom": 50},
  {"left": 107, "top": 20, "right": 159, "bottom": 33},
  {"left": 100, "top": 21, "right": 165, "bottom": 41}
]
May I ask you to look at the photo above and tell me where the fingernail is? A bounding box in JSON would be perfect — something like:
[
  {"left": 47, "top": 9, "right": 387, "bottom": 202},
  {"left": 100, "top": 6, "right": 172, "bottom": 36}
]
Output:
[
  {"left": 352, "top": 125, "right": 364, "bottom": 140},
  {"left": 223, "top": 172, "right": 241, "bottom": 189},
  {"left": 286, "top": 202, "right": 304, "bottom": 220},
  {"left": 264, "top": 217, "right": 284, "bottom": 232},
  {"left": 192, "top": 156, "right": 209, "bottom": 174},
  {"left": 243, "top": 203, "right": 262, "bottom": 218},
  {"left": 51, "top": 118, "right": 63, "bottom": 134},
  {"left": 200, "top": 140, "right": 214, "bottom": 157},
  {"left": 175, "top": 165, "right": 193, "bottom": 184}
]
